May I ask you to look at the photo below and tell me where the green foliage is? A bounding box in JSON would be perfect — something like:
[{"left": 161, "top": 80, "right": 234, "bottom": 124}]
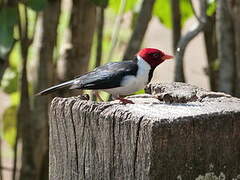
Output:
[
  {"left": 153, "top": 0, "right": 171, "bottom": 28},
  {"left": 25, "top": 0, "right": 48, "bottom": 11},
  {"left": 109, "top": 0, "right": 137, "bottom": 12},
  {"left": 1, "top": 42, "right": 20, "bottom": 94},
  {"left": 55, "top": 10, "right": 71, "bottom": 62},
  {"left": 0, "top": 7, "right": 18, "bottom": 59},
  {"left": 1, "top": 68, "right": 18, "bottom": 94},
  {"left": 10, "top": 92, "right": 20, "bottom": 106},
  {"left": 3, "top": 105, "right": 17, "bottom": 147},
  {"left": 134, "top": 89, "right": 144, "bottom": 95},
  {"left": 90, "top": 0, "right": 109, "bottom": 8},
  {"left": 207, "top": 0, "right": 216, "bottom": 16},
  {"left": 153, "top": 0, "right": 193, "bottom": 28},
  {"left": 180, "top": 0, "right": 193, "bottom": 25}
]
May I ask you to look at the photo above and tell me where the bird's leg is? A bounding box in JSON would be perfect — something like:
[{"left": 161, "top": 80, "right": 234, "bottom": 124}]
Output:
[
  {"left": 93, "top": 90, "right": 104, "bottom": 102},
  {"left": 116, "top": 96, "right": 134, "bottom": 104}
]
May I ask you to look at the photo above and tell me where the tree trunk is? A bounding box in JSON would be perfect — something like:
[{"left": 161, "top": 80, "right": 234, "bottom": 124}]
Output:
[
  {"left": 49, "top": 83, "right": 240, "bottom": 180},
  {"left": 0, "top": 138, "right": 2, "bottom": 180},
  {"left": 95, "top": 7, "right": 104, "bottom": 68},
  {"left": 63, "top": 0, "right": 96, "bottom": 96},
  {"left": 18, "top": 56, "right": 35, "bottom": 180},
  {"left": 203, "top": 14, "right": 218, "bottom": 91},
  {"left": 92, "top": 7, "right": 104, "bottom": 101},
  {"left": 216, "top": 0, "right": 235, "bottom": 94},
  {"left": 33, "top": 0, "right": 61, "bottom": 179},
  {"left": 122, "top": 0, "right": 156, "bottom": 60},
  {"left": 232, "top": 0, "right": 240, "bottom": 97},
  {"left": 17, "top": 4, "right": 36, "bottom": 180},
  {"left": 170, "top": 0, "right": 181, "bottom": 51}
]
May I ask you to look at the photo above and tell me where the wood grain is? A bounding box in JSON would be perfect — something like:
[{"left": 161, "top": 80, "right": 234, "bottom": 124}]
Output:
[{"left": 49, "top": 83, "right": 240, "bottom": 179}]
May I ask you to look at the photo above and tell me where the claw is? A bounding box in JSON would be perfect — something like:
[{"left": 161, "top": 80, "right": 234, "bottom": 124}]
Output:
[{"left": 117, "top": 97, "right": 134, "bottom": 104}]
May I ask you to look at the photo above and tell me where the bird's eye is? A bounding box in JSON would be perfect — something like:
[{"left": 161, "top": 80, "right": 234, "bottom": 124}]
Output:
[{"left": 150, "top": 53, "right": 160, "bottom": 58}]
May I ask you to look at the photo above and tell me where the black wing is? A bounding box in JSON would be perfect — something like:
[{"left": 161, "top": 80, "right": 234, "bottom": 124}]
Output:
[{"left": 70, "top": 61, "right": 138, "bottom": 90}]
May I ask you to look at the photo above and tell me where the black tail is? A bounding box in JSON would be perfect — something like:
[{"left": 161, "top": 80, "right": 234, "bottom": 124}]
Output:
[{"left": 36, "top": 80, "right": 74, "bottom": 96}]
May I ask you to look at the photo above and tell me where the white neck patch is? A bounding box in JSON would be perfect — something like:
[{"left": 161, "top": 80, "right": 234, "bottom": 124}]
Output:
[{"left": 136, "top": 55, "right": 151, "bottom": 71}]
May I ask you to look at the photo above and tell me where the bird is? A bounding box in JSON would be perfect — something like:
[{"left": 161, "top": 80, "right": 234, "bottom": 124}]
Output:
[{"left": 37, "top": 48, "right": 173, "bottom": 104}]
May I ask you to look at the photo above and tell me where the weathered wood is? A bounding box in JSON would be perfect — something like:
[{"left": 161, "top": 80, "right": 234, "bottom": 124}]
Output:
[{"left": 49, "top": 83, "right": 240, "bottom": 180}]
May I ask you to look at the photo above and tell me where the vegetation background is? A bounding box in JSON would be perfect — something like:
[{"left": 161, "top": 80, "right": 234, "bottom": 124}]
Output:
[{"left": 0, "top": 0, "right": 239, "bottom": 179}]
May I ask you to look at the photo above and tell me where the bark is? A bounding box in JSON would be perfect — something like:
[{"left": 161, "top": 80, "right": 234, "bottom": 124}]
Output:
[
  {"left": 63, "top": 0, "right": 96, "bottom": 96},
  {"left": 170, "top": 0, "right": 181, "bottom": 51},
  {"left": 216, "top": 0, "right": 235, "bottom": 94},
  {"left": 123, "top": 0, "right": 156, "bottom": 60},
  {"left": 203, "top": 14, "right": 218, "bottom": 91},
  {"left": 33, "top": 0, "right": 61, "bottom": 179},
  {"left": 174, "top": 0, "right": 207, "bottom": 82},
  {"left": 232, "top": 0, "right": 240, "bottom": 97},
  {"left": 49, "top": 83, "right": 240, "bottom": 180}
]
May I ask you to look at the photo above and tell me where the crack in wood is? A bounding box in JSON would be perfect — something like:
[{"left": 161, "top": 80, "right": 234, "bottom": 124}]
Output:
[
  {"left": 111, "top": 110, "right": 116, "bottom": 179},
  {"left": 79, "top": 105, "right": 87, "bottom": 179},
  {"left": 61, "top": 100, "right": 70, "bottom": 178},
  {"left": 69, "top": 100, "right": 79, "bottom": 177},
  {"left": 133, "top": 116, "right": 144, "bottom": 178}
]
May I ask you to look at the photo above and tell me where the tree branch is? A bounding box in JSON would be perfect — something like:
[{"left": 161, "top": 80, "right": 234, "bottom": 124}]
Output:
[
  {"left": 107, "top": 0, "right": 126, "bottom": 60},
  {"left": 93, "top": 7, "right": 105, "bottom": 101},
  {"left": 189, "top": 0, "right": 201, "bottom": 23},
  {"left": 174, "top": 0, "right": 207, "bottom": 82},
  {"left": 170, "top": 0, "right": 181, "bottom": 51},
  {"left": 122, "top": 0, "right": 156, "bottom": 60}
]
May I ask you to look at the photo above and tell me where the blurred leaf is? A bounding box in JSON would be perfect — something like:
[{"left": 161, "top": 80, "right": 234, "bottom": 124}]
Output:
[
  {"left": 134, "top": 89, "right": 144, "bottom": 94},
  {"left": 153, "top": 0, "right": 193, "bottom": 28},
  {"left": 109, "top": 0, "right": 137, "bottom": 12},
  {"left": 9, "top": 42, "right": 21, "bottom": 70},
  {"left": 207, "top": 0, "right": 216, "bottom": 16},
  {"left": 180, "top": 0, "right": 193, "bottom": 25},
  {"left": 1, "top": 67, "right": 18, "bottom": 94},
  {"left": 153, "top": 0, "right": 171, "bottom": 28},
  {"left": 3, "top": 105, "right": 17, "bottom": 147},
  {"left": 55, "top": 10, "right": 71, "bottom": 62},
  {"left": 90, "top": 0, "right": 109, "bottom": 7},
  {"left": 0, "top": 7, "right": 18, "bottom": 59},
  {"left": 26, "top": 0, "right": 48, "bottom": 11},
  {"left": 10, "top": 92, "right": 20, "bottom": 106}
]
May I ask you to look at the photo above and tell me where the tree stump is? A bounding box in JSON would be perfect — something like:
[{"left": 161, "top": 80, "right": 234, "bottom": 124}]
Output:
[{"left": 49, "top": 82, "right": 240, "bottom": 180}]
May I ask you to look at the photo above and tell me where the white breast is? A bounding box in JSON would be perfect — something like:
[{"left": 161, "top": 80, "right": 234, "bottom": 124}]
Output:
[{"left": 104, "top": 56, "right": 151, "bottom": 98}]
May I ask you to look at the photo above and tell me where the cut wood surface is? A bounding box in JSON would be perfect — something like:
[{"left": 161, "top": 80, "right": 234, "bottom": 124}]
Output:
[{"left": 49, "top": 82, "right": 240, "bottom": 180}]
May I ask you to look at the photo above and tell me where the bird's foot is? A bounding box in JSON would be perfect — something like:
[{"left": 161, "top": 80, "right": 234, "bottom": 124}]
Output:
[
  {"left": 81, "top": 94, "right": 90, "bottom": 100},
  {"left": 117, "top": 97, "right": 134, "bottom": 104}
]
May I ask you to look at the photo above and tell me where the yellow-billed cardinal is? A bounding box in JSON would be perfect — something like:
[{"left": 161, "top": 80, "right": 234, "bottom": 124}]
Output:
[{"left": 37, "top": 48, "right": 173, "bottom": 103}]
